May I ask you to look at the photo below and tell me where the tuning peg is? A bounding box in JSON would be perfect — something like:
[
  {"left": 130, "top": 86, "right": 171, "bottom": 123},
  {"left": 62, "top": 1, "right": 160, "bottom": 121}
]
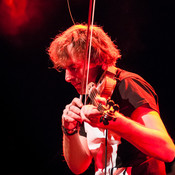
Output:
[
  {"left": 113, "top": 104, "right": 120, "bottom": 112},
  {"left": 107, "top": 99, "right": 115, "bottom": 107}
]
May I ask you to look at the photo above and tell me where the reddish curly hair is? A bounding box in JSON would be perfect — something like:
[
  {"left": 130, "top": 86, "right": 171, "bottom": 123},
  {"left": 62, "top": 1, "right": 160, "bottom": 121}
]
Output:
[{"left": 48, "top": 24, "right": 121, "bottom": 70}]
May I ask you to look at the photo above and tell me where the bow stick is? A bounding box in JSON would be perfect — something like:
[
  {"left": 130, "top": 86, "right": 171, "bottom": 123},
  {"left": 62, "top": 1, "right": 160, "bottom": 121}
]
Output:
[{"left": 80, "top": 0, "right": 96, "bottom": 104}]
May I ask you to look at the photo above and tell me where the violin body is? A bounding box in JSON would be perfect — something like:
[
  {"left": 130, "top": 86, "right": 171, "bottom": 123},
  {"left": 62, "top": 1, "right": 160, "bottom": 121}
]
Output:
[
  {"left": 87, "top": 66, "right": 119, "bottom": 125},
  {"left": 98, "top": 66, "right": 118, "bottom": 99}
]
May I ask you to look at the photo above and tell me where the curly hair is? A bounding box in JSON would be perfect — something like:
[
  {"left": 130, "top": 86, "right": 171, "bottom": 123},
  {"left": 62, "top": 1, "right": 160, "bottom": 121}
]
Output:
[{"left": 48, "top": 24, "right": 121, "bottom": 70}]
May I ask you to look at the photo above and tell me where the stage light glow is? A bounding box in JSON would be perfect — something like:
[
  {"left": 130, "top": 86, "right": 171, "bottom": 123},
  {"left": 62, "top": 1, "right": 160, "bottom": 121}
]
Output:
[
  {"left": 0, "top": 0, "right": 28, "bottom": 35},
  {"left": 0, "top": 0, "right": 56, "bottom": 37}
]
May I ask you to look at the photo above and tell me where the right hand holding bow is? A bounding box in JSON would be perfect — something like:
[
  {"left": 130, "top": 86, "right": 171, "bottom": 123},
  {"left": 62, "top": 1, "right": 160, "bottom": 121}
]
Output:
[{"left": 62, "top": 97, "right": 83, "bottom": 130}]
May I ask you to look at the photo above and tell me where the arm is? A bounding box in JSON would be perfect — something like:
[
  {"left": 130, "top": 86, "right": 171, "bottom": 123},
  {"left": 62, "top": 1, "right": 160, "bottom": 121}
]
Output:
[
  {"left": 63, "top": 133, "right": 92, "bottom": 174},
  {"left": 62, "top": 98, "right": 92, "bottom": 174},
  {"left": 81, "top": 104, "right": 175, "bottom": 162},
  {"left": 110, "top": 105, "right": 175, "bottom": 162}
]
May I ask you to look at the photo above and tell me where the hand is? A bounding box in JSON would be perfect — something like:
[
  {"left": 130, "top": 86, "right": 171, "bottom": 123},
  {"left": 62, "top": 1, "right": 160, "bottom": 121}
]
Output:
[
  {"left": 62, "top": 97, "right": 83, "bottom": 130},
  {"left": 80, "top": 96, "right": 116, "bottom": 128},
  {"left": 81, "top": 104, "right": 102, "bottom": 127},
  {"left": 80, "top": 96, "right": 107, "bottom": 127}
]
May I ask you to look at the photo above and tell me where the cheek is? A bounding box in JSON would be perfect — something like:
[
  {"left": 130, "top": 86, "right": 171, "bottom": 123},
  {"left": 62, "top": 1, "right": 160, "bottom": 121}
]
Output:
[{"left": 77, "top": 68, "right": 85, "bottom": 79}]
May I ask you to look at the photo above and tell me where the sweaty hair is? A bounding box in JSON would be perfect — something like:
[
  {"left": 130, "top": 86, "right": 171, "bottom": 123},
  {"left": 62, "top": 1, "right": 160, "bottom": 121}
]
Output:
[{"left": 48, "top": 24, "right": 121, "bottom": 70}]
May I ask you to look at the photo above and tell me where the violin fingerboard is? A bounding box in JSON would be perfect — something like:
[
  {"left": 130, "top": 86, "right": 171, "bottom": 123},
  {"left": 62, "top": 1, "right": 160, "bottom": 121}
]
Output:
[{"left": 97, "top": 103, "right": 107, "bottom": 113}]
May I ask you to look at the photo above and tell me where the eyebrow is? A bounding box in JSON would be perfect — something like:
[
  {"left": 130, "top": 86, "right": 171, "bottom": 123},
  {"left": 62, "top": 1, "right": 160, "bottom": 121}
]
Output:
[
  {"left": 69, "top": 64, "right": 76, "bottom": 67},
  {"left": 64, "top": 63, "right": 76, "bottom": 70}
]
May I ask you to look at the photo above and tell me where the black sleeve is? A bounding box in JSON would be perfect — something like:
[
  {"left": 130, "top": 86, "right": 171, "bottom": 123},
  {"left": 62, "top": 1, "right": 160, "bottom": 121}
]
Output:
[
  {"left": 116, "top": 76, "right": 161, "bottom": 169},
  {"left": 117, "top": 77, "right": 159, "bottom": 116}
]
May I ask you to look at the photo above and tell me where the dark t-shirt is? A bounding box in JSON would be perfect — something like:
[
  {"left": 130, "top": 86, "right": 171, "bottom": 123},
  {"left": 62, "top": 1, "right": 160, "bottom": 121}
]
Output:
[{"left": 80, "top": 68, "right": 166, "bottom": 174}]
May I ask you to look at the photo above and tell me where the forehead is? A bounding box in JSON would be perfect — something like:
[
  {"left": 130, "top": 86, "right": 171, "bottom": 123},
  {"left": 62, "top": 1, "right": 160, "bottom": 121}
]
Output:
[
  {"left": 63, "top": 54, "right": 84, "bottom": 69},
  {"left": 64, "top": 44, "right": 84, "bottom": 68}
]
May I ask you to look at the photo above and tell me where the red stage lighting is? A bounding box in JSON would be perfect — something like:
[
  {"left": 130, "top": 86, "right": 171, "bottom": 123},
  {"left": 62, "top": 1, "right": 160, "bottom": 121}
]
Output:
[{"left": 0, "top": 0, "right": 28, "bottom": 35}]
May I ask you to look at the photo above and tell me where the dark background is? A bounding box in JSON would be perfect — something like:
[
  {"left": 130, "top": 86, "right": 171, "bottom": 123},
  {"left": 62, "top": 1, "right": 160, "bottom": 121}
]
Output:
[{"left": 0, "top": 0, "right": 174, "bottom": 174}]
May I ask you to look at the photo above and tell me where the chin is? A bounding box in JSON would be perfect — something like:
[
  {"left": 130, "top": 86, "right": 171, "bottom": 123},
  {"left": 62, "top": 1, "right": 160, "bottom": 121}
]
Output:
[
  {"left": 76, "top": 88, "right": 85, "bottom": 95},
  {"left": 76, "top": 88, "right": 82, "bottom": 95}
]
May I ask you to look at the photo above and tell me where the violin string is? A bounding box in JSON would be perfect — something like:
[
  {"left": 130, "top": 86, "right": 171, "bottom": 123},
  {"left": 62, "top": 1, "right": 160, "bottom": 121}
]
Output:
[
  {"left": 89, "top": 90, "right": 97, "bottom": 105},
  {"left": 89, "top": 89, "right": 102, "bottom": 111}
]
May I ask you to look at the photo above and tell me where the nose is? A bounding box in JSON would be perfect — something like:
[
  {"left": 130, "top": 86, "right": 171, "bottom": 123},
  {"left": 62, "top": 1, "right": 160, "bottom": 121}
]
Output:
[{"left": 65, "top": 69, "right": 72, "bottom": 82}]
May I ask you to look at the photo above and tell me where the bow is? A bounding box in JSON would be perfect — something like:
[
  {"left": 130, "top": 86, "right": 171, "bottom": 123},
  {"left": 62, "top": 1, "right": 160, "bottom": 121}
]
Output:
[{"left": 80, "top": 0, "right": 96, "bottom": 104}]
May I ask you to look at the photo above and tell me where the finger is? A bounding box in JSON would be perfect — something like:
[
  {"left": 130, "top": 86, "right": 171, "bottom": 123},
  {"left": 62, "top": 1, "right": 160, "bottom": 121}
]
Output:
[
  {"left": 67, "top": 110, "right": 82, "bottom": 123},
  {"left": 81, "top": 110, "right": 91, "bottom": 123},
  {"left": 71, "top": 97, "right": 83, "bottom": 108},
  {"left": 69, "top": 105, "right": 81, "bottom": 115},
  {"left": 81, "top": 105, "right": 101, "bottom": 117},
  {"left": 64, "top": 104, "right": 82, "bottom": 122},
  {"left": 81, "top": 105, "right": 101, "bottom": 123},
  {"left": 62, "top": 114, "right": 78, "bottom": 129},
  {"left": 65, "top": 104, "right": 71, "bottom": 111},
  {"left": 63, "top": 106, "right": 82, "bottom": 122},
  {"left": 63, "top": 114, "right": 75, "bottom": 123},
  {"left": 65, "top": 97, "right": 83, "bottom": 111},
  {"left": 81, "top": 109, "right": 101, "bottom": 125}
]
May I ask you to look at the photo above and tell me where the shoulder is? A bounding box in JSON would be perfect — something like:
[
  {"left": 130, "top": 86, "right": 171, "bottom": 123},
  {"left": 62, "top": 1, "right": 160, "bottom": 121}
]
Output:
[
  {"left": 116, "top": 68, "right": 149, "bottom": 84},
  {"left": 114, "top": 68, "right": 159, "bottom": 114},
  {"left": 117, "top": 69, "right": 158, "bottom": 100}
]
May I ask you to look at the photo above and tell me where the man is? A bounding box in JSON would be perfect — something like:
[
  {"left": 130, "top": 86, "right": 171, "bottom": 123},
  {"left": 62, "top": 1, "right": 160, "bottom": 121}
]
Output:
[{"left": 48, "top": 24, "right": 175, "bottom": 175}]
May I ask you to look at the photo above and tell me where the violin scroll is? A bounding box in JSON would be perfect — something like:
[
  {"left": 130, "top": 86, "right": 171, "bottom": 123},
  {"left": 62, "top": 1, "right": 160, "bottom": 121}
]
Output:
[{"left": 100, "top": 98, "right": 119, "bottom": 125}]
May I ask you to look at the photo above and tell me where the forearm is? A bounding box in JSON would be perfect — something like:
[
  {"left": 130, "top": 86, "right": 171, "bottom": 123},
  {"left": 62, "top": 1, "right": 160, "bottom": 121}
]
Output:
[
  {"left": 63, "top": 133, "right": 92, "bottom": 174},
  {"left": 107, "top": 112, "right": 175, "bottom": 162},
  {"left": 61, "top": 97, "right": 92, "bottom": 173}
]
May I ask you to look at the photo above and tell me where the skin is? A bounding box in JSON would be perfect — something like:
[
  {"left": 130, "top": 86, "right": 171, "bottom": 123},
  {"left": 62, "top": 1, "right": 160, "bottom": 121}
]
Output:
[
  {"left": 62, "top": 46, "right": 175, "bottom": 174},
  {"left": 64, "top": 43, "right": 100, "bottom": 95}
]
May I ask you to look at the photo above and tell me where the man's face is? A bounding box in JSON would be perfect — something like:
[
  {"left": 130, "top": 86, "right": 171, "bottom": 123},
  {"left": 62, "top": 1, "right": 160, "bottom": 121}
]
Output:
[{"left": 64, "top": 45, "right": 99, "bottom": 94}]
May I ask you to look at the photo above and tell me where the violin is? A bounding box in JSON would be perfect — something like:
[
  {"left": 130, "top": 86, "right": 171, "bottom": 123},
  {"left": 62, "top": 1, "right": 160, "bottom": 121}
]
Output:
[{"left": 86, "top": 66, "right": 119, "bottom": 125}]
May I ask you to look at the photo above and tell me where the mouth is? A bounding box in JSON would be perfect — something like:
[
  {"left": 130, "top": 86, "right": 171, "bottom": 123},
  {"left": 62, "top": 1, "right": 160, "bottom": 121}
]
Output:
[
  {"left": 72, "top": 82, "right": 81, "bottom": 87},
  {"left": 71, "top": 80, "right": 88, "bottom": 94},
  {"left": 71, "top": 82, "right": 82, "bottom": 91}
]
